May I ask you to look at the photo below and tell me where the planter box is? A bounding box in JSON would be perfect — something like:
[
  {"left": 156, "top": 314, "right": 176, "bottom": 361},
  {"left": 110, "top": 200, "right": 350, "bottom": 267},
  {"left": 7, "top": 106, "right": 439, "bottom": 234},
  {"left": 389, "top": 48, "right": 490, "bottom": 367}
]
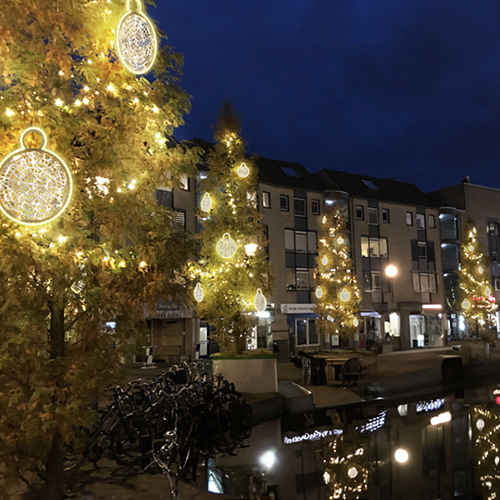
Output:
[{"left": 213, "top": 357, "right": 278, "bottom": 394}]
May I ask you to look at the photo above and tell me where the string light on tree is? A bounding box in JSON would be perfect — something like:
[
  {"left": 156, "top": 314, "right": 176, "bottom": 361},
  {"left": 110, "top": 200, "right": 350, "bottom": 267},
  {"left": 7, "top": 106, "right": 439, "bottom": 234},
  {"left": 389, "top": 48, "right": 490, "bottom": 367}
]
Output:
[
  {"left": 116, "top": 0, "right": 158, "bottom": 75},
  {"left": 0, "top": 127, "right": 73, "bottom": 226}
]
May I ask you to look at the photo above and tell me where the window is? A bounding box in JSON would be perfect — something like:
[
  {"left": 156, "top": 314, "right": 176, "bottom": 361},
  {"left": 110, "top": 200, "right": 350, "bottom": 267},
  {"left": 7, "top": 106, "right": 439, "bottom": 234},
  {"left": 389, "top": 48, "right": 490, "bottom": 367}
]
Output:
[
  {"left": 262, "top": 191, "right": 271, "bottom": 208},
  {"left": 406, "top": 212, "right": 413, "bottom": 226},
  {"left": 416, "top": 213, "right": 425, "bottom": 230},
  {"left": 156, "top": 188, "right": 173, "bottom": 208},
  {"left": 311, "top": 199, "right": 320, "bottom": 215},
  {"left": 172, "top": 210, "right": 186, "bottom": 230},
  {"left": 296, "top": 318, "right": 318, "bottom": 346},
  {"left": 280, "top": 195, "right": 289, "bottom": 211},
  {"left": 179, "top": 173, "right": 189, "bottom": 191},
  {"left": 371, "top": 271, "right": 382, "bottom": 291},
  {"left": 495, "top": 278, "right": 500, "bottom": 291},
  {"left": 286, "top": 269, "right": 315, "bottom": 292},
  {"left": 285, "top": 229, "right": 317, "bottom": 253},
  {"left": 361, "top": 236, "right": 388, "bottom": 258},
  {"left": 295, "top": 232, "right": 308, "bottom": 253},
  {"left": 356, "top": 205, "right": 364, "bottom": 220},
  {"left": 382, "top": 209, "right": 390, "bottom": 223},
  {"left": 412, "top": 273, "right": 437, "bottom": 293},
  {"left": 418, "top": 242, "right": 427, "bottom": 260},
  {"left": 429, "top": 215, "right": 436, "bottom": 228},
  {"left": 368, "top": 207, "right": 379, "bottom": 225},
  {"left": 294, "top": 197, "right": 306, "bottom": 217},
  {"left": 362, "top": 179, "right": 378, "bottom": 190},
  {"left": 296, "top": 269, "right": 310, "bottom": 290},
  {"left": 493, "top": 251, "right": 498, "bottom": 263}
]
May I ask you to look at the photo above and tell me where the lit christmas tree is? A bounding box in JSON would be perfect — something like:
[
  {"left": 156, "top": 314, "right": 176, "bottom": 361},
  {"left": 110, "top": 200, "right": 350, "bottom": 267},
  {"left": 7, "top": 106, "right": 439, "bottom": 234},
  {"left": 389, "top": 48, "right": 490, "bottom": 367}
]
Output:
[
  {"left": 473, "top": 405, "right": 500, "bottom": 499},
  {"left": 458, "top": 219, "right": 497, "bottom": 338},
  {"left": 190, "top": 103, "right": 271, "bottom": 355},
  {"left": 315, "top": 201, "right": 361, "bottom": 345},
  {"left": 0, "top": 1, "right": 196, "bottom": 497}
]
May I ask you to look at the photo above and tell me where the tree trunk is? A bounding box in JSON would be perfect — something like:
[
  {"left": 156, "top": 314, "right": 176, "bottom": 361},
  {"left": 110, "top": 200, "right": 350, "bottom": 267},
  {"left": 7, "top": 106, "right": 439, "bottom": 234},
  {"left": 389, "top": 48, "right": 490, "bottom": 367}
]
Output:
[{"left": 45, "top": 300, "right": 65, "bottom": 500}]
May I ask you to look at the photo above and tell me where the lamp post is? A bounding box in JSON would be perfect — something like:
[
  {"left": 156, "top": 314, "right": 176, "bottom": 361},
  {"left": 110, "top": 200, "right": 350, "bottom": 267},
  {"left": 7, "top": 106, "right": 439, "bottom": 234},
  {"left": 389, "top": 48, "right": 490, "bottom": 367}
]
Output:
[{"left": 385, "top": 265, "right": 398, "bottom": 304}]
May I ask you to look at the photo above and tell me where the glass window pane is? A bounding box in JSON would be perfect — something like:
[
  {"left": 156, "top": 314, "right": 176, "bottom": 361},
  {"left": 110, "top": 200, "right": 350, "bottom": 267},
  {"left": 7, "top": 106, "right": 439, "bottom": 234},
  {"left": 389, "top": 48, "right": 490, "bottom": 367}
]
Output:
[
  {"left": 430, "top": 274, "right": 437, "bottom": 293},
  {"left": 413, "top": 273, "right": 420, "bottom": 292},
  {"left": 280, "top": 195, "right": 289, "bottom": 211},
  {"left": 286, "top": 268, "right": 295, "bottom": 290},
  {"left": 420, "top": 274, "right": 430, "bottom": 292},
  {"left": 371, "top": 272, "right": 381, "bottom": 291},
  {"left": 294, "top": 198, "right": 306, "bottom": 216},
  {"left": 369, "top": 238, "right": 380, "bottom": 257},
  {"left": 285, "top": 230, "right": 294, "bottom": 251},
  {"left": 382, "top": 209, "right": 390, "bottom": 223},
  {"left": 429, "top": 215, "right": 435, "bottom": 228},
  {"left": 295, "top": 232, "right": 308, "bottom": 253},
  {"left": 296, "top": 319, "right": 307, "bottom": 345},
  {"left": 356, "top": 205, "right": 364, "bottom": 220},
  {"left": 307, "top": 232, "right": 316, "bottom": 253},
  {"left": 379, "top": 238, "right": 388, "bottom": 258},
  {"left": 418, "top": 243, "right": 427, "bottom": 260},
  {"left": 296, "top": 270, "right": 309, "bottom": 290},
  {"left": 406, "top": 212, "right": 413, "bottom": 225},
  {"left": 361, "top": 237, "right": 369, "bottom": 257},
  {"left": 309, "top": 320, "right": 318, "bottom": 344},
  {"left": 368, "top": 207, "right": 378, "bottom": 225},
  {"left": 416, "top": 214, "right": 425, "bottom": 229}
]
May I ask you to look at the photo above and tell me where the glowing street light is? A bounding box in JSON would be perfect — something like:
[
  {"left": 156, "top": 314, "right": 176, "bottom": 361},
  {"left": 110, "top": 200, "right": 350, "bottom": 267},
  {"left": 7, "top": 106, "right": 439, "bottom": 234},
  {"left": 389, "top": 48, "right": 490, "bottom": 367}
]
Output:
[
  {"left": 394, "top": 448, "right": 409, "bottom": 463},
  {"left": 385, "top": 265, "right": 398, "bottom": 278},
  {"left": 259, "top": 450, "right": 276, "bottom": 469}
]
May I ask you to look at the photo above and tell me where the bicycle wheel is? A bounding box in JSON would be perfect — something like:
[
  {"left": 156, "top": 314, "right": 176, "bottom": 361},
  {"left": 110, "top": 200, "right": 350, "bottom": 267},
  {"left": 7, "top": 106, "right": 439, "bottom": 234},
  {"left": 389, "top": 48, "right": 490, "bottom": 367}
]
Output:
[{"left": 110, "top": 416, "right": 149, "bottom": 466}]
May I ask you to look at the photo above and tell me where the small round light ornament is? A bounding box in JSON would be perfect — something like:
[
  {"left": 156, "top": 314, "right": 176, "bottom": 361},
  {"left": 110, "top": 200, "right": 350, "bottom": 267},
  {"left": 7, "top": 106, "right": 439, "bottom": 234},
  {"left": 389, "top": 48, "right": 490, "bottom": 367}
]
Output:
[
  {"left": 476, "top": 418, "right": 485, "bottom": 431},
  {"left": 469, "top": 244, "right": 474, "bottom": 252},
  {"left": 347, "top": 467, "right": 358, "bottom": 479},
  {"left": 478, "top": 265, "right": 484, "bottom": 275},
  {"left": 194, "top": 283, "right": 204, "bottom": 303},
  {"left": 254, "top": 289, "right": 267, "bottom": 312},
  {"left": 353, "top": 316, "right": 359, "bottom": 328},
  {"left": 462, "top": 298, "right": 471, "bottom": 310},
  {"left": 237, "top": 162, "right": 250, "bottom": 178},
  {"left": 339, "top": 288, "right": 351, "bottom": 302},
  {"left": 116, "top": 0, "right": 157, "bottom": 75},
  {"left": 322, "top": 215, "right": 327, "bottom": 224},
  {"left": 321, "top": 256, "right": 328, "bottom": 266},
  {"left": 216, "top": 233, "right": 237, "bottom": 259},
  {"left": 337, "top": 236, "right": 344, "bottom": 245},
  {"left": 315, "top": 286, "right": 323, "bottom": 298},
  {"left": 0, "top": 127, "right": 73, "bottom": 226},
  {"left": 200, "top": 193, "right": 212, "bottom": 212}
]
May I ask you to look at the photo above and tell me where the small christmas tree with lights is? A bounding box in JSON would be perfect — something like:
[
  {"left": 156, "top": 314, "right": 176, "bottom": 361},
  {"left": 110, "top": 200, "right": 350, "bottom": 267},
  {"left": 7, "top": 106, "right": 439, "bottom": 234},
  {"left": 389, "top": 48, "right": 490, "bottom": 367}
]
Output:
[
  {"left": 315, "top": 200, "right": 361, "bottom": 345},
  {"left": 190, "top": 103, "right": 271, "bottom": 355},
  {"left": 458, "top": 219, "right": 497, "bottom": 339}
]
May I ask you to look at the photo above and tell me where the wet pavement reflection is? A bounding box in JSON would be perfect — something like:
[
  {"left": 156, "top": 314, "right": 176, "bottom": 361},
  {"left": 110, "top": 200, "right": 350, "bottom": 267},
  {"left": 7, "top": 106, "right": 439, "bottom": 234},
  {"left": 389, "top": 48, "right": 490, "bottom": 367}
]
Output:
[{"left": 208, "top": 380, "right": 500, "bottom": 500}]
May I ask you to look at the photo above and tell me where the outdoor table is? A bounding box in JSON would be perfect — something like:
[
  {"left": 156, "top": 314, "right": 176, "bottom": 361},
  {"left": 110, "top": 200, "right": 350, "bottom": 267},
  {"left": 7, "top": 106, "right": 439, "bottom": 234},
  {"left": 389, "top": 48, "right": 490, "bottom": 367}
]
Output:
[{"left": 312, "top": 354, "right": 351, "bottom": 386}]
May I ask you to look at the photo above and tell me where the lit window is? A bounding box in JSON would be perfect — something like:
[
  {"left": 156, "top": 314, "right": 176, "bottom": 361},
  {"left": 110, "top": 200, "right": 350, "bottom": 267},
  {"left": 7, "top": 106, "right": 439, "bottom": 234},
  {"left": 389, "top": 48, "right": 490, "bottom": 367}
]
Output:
[
  {"left": 262, "top": 191, "right": 271, "bottom": 208},
  {"left": 428, "top": 214, "right": 435, "bottom": 228},
  {"left": 179, "top": 173, "right": 189, "bottom": 191},
  {"left": 406, "top": 212, "right": 413, "bottom": 226},
  {"left": 416, "top": 214, "right": 425, "bottom": 230}
]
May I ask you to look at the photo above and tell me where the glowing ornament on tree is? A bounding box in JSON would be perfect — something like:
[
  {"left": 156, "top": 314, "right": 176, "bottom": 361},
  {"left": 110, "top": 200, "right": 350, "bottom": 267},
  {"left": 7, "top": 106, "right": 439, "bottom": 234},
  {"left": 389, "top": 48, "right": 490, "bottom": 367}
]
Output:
[
  {"left": 469, "top": 244, "right": 474, "bottom": 252},
  {"left": 322, "top": 256, "right": 328, "bottom": 266},
  {"left": 462, "top": 298, "right": 471, "bottom": 310},
  {"left": 340, "top": 288, "right": 351, "bottom": 302},
  {"left": 322, "top": 215, "right": 327, "bottom": 224},
  {"left": 478, "top": 265, "right": 484, "bottom": 275},
  {"left": 337, "top": 236, "right": 344, "bottom": 245},
  {"left": 194, "top": 283, "right": 204, "bottom": 303},
  {"left": 116, "top": 0, "right": 158, "bottom": 75},
  {"left": 254, "top": 289, "right": 267, "bottom": 312},
  {"left": 0, "top": 127, "right": 73, "bottom": 226},
  {"left": 201, "top": 193, "right": 212, "bottom": 212},
  {"left": 315, "top": 286, "right": 323, "bottom": 298},
  {"left": 216, "top": 233, "right": 237, "bottom": 258},
  {"left": 237, "top": 162, "right": 250, "bottom": 178},
  {"left": 353, "top": 316, "right": 359, "bottom": 328}
]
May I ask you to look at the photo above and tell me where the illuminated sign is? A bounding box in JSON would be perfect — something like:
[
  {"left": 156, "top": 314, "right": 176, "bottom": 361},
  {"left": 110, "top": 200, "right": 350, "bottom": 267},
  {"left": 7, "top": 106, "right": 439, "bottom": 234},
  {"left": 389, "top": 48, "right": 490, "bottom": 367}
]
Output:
[
  {"left": 416, "top": 398, "right": 445, "bottom": 413},
  {"left": 283, "top": 429, "right": 343, "bottom": 444}
]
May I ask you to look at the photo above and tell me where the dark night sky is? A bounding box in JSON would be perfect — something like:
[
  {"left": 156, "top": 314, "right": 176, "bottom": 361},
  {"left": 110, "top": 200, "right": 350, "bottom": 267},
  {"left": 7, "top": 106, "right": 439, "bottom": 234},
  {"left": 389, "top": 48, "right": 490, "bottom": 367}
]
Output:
[{"left": 151, "top": 1, "right": 500, "bottom": 193}]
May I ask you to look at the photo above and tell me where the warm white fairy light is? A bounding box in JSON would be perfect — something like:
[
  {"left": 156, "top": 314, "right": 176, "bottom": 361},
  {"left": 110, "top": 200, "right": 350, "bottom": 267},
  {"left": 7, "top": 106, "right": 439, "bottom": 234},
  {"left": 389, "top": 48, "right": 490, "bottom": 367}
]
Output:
[
  {"left": 116, "top": 0, "right": 158, "bottom": 75},
  {"left": 0, "top": 127, "right": 73, "bottom": 226}
]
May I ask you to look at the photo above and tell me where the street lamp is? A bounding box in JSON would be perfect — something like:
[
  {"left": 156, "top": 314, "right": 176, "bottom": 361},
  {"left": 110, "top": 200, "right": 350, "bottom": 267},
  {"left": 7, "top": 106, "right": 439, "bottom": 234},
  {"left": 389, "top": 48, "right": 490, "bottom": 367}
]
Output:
[
  {"left": 394, "top": 448, "right": 409, "bottom": 463},
  {"left": 385, "top": 265, "right": 398, "bottom": 278}
]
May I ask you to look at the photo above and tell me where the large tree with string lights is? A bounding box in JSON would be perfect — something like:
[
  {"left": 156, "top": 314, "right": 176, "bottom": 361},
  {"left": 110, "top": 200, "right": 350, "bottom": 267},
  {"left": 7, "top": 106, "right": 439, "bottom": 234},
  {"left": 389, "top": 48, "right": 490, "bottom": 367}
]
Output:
[
  {"left": 189, "top": 103, "right": 271, "bottom": 355},
  {"left": 0, "top": 1, "right": 197, "bottom": 497},
  {"left": 458, "top": 219, "right": 497, "bottom": 339},
  {"left": 315, "top": 200, "right": 361, "bottom": 345}
]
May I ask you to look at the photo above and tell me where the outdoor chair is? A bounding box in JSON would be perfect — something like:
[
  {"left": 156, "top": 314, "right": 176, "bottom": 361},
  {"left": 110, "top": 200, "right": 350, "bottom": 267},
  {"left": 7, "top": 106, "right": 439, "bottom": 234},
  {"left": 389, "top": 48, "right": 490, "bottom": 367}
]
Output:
[{"left": 341, "top": 358, "right": 362, "bottom": 389}]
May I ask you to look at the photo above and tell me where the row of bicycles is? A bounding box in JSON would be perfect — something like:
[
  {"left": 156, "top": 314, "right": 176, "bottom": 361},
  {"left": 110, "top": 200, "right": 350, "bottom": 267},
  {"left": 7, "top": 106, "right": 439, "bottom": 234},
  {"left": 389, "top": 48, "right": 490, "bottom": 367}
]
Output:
[{"left": 78, "top": 361, "right": 250, "bottom": 484}]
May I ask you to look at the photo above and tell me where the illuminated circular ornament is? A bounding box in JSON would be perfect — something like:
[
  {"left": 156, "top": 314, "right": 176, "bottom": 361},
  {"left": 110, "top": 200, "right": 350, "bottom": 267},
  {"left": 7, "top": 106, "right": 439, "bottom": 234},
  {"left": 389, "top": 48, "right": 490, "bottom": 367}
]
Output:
[
  {"left": 0, "top": 127, "right": 73, "bottom": 226},
  {"left": 194, "top": 283, "right": 204, "bottom": 303},
  {"left": 200, "top": 193, "right": 212, "bottom": 212},
  {"left": 339, "top": 288, "right": 351, "bottom": 302},
  {"left": 353, "top": 316, "right": 359, "bottom": 328},
  {"left": 347, "top": 467, "right": 358, "bottom": 479},
  {"left": 478, "top": 265, "right": 484, "bottom": 274},
  {"left": 237, "top": 162, "right": 250, "bottom": 178},
  {"left": 485, "top": 286, "right": 492, "bottom": 296},
  {"left": 71, "top": 280, "right": 85, "bottom": 294},
  {"left": 321, "top": 256, "right": 328, "bottom": 266},
  {"left": 462, "top": 298, "right": 471, "bottom": 310},
  {"left": 216, "top": 233, "right": 237, "bottom": 258},
  {"left": 315, "top": 286, "right": 322, "bottom": 299},
  {"left": 495, "top": 456, "right": 499, "bottom": 466},
  {"left": 254, "top": 288, "right": 266, "bottom": 312},
  {"left": 116, "top": 0, "right": 157, "bottom": 75},
  {"left": 337, "top": 236, "right": 344, "bottom": 245},
  {"left": 476, "top": 418, "right": 485, "bottom": 431}
]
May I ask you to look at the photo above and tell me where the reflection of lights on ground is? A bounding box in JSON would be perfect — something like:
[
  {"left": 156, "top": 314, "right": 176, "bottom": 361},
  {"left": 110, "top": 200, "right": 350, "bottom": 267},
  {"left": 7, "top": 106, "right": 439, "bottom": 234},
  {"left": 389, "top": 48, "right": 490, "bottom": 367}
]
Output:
[
  {"left": 394, "top": 449, "right": 409, "bottom": 463},
  {"left": 260, "top": 450, "right": 276, "bottom": 469}
]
